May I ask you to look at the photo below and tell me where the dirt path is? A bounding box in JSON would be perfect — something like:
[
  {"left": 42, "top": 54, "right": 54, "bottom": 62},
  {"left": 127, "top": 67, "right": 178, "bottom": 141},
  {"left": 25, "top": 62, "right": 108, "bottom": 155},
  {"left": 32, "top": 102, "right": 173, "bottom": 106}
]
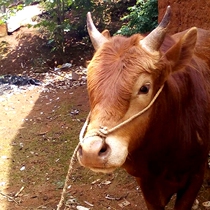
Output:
[
  {"left": 0, "top": 83, "right": 146, "bottom": 210},
  {"left": 0, "top": 25, "right": 145, "bottom": 208}
]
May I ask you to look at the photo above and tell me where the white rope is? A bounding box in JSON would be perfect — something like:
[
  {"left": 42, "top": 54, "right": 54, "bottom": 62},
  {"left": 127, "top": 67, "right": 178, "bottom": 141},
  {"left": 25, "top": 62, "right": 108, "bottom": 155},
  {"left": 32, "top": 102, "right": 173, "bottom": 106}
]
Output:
[
  {"left": 56, "top": 84, "right": 164, "bottom": 209},
  {"left": 81, "top": 85, "right": 164, "bottom": 138},
  {"left": 79, "top": 112, "right": 91, "bottom": 143},
  {"left": 56, "top": 143, "right": 80, "bottom": 210},
  {"left": 102, "top": 85, "right": 164, "bottom": 135}
]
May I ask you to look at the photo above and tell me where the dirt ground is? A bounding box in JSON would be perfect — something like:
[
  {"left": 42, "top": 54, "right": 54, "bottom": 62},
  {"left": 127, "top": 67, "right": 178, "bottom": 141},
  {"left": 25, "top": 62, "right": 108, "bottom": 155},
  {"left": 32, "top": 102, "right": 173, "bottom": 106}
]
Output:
[
  {"left": 0, "top": 25, "right": 147, "bottom": 210},
  {"left": 0, "top": 25, "right": 209, "bottom": 210}
]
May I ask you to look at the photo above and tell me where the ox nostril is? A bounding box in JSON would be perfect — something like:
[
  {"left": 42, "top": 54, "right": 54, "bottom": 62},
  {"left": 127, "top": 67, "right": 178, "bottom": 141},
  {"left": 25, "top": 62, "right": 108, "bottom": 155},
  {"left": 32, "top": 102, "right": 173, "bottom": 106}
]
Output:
[
  {"left": 78, "top": 137, "right": 111, "bottom": 168},
  {"left": 98, "top": 142, "right": 109, "bottom": 156},
  {"left": 78, "top": 145, "right": 83, "bottom": 156}
]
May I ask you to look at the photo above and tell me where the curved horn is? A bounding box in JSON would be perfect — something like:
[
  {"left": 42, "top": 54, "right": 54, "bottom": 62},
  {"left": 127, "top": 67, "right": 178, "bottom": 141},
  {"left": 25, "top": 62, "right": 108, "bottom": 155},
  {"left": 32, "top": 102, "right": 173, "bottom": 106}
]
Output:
[
  {"left": 87, "top": 12, "right": 108, "bottom": 50},
  {"left": 140, "top": 6, "right": 171, "bottom": 53}
]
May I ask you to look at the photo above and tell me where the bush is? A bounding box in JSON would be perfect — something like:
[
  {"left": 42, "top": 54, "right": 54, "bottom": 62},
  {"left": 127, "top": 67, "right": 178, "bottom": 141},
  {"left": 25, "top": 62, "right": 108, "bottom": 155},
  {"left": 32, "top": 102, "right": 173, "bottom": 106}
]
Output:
[
  {"left": 0, "top": 1, "right": 24, "bottom": 25},
  {"left": 117, "top": 0, "right": 158, "bottom": 36},
  {"left": 35, "top": 0, "right": 73, "bottom": 53}
]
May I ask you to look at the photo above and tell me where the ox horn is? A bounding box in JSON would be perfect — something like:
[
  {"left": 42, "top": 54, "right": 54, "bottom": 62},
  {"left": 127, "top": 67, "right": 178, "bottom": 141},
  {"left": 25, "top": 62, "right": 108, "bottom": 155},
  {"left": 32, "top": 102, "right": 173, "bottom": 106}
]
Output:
[
  {"left": 140, "top": 6, "right": 171, "bottom": 53},
  {"left": 87, "top": 12, "right": 108, "bottom": 50}
]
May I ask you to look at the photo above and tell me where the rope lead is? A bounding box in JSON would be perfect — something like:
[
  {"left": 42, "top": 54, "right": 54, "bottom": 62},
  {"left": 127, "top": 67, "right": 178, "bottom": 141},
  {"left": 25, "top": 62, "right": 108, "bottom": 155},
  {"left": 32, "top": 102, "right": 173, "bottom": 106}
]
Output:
[
  {"left": 56, "top": 84, "right": 164, "bottom": 209},
  {"left": 56, "top": 143, "right": 80, "bottom": 210}
]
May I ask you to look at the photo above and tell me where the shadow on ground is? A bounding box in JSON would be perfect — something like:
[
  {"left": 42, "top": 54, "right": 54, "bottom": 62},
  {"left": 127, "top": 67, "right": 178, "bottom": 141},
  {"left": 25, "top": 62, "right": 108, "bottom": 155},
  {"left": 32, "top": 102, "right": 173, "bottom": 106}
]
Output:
[{"left": 0, "top": 84, "right": 147, "bottom": 210}]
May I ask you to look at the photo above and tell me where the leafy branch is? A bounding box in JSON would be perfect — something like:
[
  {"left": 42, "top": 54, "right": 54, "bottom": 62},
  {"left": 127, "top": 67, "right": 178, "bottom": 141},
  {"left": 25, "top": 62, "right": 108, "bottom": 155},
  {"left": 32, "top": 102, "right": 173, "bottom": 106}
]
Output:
[{"left": 117, "top": 0, "right": 158, "bottom": 36}]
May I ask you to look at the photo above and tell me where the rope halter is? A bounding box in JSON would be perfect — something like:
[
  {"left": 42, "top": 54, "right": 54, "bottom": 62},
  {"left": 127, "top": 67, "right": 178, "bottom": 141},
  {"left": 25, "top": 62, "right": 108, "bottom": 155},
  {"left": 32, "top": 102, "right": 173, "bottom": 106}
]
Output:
[{"left": 79, "top": 85, "right": 164, "bottom": 142}]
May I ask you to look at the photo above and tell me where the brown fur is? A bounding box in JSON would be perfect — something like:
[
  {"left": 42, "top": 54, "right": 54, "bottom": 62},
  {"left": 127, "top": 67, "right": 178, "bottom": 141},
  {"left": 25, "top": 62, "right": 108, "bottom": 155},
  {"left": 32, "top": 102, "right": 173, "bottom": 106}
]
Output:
[
  {"left": 84, "top": 28, "right": 210, "bottom": 209},
  {"left": 88, "top": 34, "right": 160, "bottom": 123}
]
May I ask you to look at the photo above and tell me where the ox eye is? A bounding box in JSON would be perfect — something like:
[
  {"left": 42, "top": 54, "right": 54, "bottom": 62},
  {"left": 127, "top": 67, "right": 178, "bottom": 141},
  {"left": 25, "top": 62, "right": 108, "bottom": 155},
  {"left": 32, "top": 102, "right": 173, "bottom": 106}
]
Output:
[{"left": 138, "top": 84, "right": 150, "bottom": 94}]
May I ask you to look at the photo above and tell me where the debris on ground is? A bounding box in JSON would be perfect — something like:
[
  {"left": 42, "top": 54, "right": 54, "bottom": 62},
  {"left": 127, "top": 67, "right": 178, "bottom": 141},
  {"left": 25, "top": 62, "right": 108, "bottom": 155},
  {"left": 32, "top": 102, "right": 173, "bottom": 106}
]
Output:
[
  {"left": 76, "top": 206, "right": 90, "bottom": 210},
  {"left": 0, "top": 65, "right": 87, "bottom": 96},
  {"left": 0, "top": 75, "right": 41, "bottom": 86},
  {"left": 118, "top": 199, "right": 131, "bottom": 208},
  {"left": 54, "top": 63, "right": 72, "bottom": 71}
]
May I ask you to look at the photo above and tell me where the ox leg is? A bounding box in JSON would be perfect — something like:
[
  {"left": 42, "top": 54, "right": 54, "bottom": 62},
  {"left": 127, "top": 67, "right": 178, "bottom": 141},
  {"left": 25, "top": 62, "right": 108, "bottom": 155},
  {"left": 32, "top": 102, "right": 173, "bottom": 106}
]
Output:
[
  {"left": 144, "top": 202, "right": 165, "bottom": 210},
  {"left": 174, "top": 167, "right": 205, "bottom": 210},
  {"left": 136, "top": 178, "right": 172, "bottom": 210}
]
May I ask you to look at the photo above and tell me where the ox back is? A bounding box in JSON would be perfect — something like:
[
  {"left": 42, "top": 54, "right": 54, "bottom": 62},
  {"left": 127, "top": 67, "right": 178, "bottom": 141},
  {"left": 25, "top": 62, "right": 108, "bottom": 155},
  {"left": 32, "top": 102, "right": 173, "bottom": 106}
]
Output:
[{"left": 77, "top": 7, "right": 210, "bottom": 210}]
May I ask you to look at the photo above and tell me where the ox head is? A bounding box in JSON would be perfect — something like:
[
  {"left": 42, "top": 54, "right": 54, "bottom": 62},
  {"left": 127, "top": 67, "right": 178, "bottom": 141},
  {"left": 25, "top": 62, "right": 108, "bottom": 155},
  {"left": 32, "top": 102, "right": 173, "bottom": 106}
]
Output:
[{"left": 77, "top": 6, "right": 198, "bottom": 173}]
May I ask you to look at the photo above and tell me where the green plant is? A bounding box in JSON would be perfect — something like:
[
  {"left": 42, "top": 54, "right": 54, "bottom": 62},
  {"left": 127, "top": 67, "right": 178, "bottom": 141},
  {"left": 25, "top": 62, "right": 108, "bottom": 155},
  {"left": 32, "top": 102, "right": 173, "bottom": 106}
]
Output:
[
  {"left": 117, "top": 0, "right": 158, "bottom": 36},
  {"left": 39, "top": 0, "right": 103, "bottom": 52},
  {"left": 0, "top": 0, "right": 24, "bottom": 25},
  {"left": 35, "top": 0, "right": 73, "bottom": 53},
  {"left": 69, "top": 0, "right": 94, "bottom": 38}
]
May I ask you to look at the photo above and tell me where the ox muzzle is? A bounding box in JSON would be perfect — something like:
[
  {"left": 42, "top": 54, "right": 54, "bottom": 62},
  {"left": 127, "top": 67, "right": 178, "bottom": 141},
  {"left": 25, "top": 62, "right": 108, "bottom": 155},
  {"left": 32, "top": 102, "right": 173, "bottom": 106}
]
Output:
[{"left": 77, "top": 85, "right": 164, "bottom": 172}]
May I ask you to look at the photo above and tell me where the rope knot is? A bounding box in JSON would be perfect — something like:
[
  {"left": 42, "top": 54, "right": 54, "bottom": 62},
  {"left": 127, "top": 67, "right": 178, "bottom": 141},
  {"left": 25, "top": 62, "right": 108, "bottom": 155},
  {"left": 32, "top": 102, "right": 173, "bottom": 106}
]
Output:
[{"left": 99, "top": 126, "right": 109, "bottom": 136}]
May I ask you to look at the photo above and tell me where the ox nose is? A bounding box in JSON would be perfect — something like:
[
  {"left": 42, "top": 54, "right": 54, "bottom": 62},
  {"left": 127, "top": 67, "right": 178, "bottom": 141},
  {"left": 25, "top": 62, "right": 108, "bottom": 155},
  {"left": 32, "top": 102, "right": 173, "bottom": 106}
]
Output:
[{"left": 77, "top": 136, "right": 110, "bottom": 168}]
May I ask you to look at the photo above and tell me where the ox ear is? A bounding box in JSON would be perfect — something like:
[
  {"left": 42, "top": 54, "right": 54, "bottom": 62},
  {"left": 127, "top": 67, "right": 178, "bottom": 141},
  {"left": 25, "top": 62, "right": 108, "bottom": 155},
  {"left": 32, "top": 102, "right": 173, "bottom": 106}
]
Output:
[
  {"left": 102, "top": 29, "right": 111, "bottom": 39},
  {"left": 164, "top": 27, "right": 197, "bottom": 71}
]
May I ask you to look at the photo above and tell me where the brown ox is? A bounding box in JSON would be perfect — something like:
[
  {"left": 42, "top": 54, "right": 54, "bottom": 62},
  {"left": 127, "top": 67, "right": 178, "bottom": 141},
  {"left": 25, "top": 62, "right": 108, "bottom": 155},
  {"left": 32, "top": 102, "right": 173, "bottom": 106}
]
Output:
[{"left": 77, "top": 6, "right": 210, "bottom": 210}]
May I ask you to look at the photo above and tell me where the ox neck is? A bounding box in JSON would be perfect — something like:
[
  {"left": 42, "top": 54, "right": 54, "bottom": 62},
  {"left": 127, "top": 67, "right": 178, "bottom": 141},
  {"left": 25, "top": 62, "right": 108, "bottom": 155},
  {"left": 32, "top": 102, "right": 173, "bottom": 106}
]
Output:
[{"left": 79, "top": 85, "right": 164, "bottom": 142}]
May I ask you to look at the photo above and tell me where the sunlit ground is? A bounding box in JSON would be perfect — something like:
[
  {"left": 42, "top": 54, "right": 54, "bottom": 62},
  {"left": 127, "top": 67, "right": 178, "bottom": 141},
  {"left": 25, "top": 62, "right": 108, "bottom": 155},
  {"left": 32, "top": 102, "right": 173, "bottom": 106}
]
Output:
[{"left": 0, "top": 87, "right": 41, "bottom": 209}]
